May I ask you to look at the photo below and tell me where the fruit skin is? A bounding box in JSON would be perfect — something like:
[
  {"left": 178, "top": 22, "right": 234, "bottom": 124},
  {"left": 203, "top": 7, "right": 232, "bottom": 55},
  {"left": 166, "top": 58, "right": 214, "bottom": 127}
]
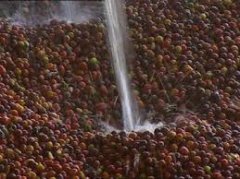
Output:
[
  {"left": 179, "top": 146, "right": 189, "bottom": 155},
  {"left": 89, "top": 57, "right": 99, "bottom": 66},
  {"left": 0, "top": 65, "right": 6, "bottom": 75},
  {"left": 212, "top": 171, "right": 224, "bottom": 179},
  {"left": 204, "top": 166, "right": 211, "bottom": 174},
  {"left": 79, "top": 62, "right": 88, "bottom": 71},
  {"left": 96, "top": 102, "right": 108, "bottom": 112}
]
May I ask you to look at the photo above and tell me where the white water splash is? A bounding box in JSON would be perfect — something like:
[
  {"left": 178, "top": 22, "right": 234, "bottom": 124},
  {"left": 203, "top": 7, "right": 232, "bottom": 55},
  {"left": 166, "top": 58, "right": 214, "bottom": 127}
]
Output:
[
  {"left": 57, "top": 1, "right": 102, "bottom": 23},
  {"left": 101, "top": 120, "right": 163, "bottom": 134},
  {"left": 134, "top": 121, "right": 164, "bottom": 133},
  {"left": 3, "top": 1, "right": 103, "bottom": 26}
]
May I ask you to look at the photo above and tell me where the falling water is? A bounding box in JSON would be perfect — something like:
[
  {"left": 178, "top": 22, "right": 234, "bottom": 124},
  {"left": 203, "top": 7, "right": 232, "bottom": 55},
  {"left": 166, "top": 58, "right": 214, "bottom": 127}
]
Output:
[
  {"left": 53, "top": 1, "right": 103, "bottom": 24},
  {"left": 60, "top": 1, "right": 74, "bottom": 22},
  {"left": 105, "top": 0, "right": 163, "bottom": 132},
  {"left": 105, "top": 0, "right": 139, "bottom": 131},
  {"left": 3, "top": 1, "right": 103, "bottom": 26}
]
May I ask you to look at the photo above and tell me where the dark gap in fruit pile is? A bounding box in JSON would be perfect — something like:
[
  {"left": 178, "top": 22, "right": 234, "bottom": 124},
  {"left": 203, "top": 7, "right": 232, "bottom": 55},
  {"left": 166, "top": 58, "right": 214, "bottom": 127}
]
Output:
[{"left": 0, "top": 0, "right": 240, "bottom": 179}]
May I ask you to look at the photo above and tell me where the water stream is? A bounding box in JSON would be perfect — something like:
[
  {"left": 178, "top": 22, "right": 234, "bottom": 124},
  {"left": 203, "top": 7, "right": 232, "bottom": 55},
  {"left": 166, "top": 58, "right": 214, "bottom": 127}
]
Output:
[
  {"left": 105, "top": 0, "right": 139, "bottom": 131},
  {"left": 104, "top": 0, "right": 163, "bottom": 132},
  {"left": 60, "top": 1, "right": 74, "bottom": 22}
]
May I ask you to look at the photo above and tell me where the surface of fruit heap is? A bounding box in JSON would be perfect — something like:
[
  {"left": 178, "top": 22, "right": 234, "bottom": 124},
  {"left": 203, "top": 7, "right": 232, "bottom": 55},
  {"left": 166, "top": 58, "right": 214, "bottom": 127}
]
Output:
[{"left": 0, "top": 0, "right": 240, "bottom": 178}]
